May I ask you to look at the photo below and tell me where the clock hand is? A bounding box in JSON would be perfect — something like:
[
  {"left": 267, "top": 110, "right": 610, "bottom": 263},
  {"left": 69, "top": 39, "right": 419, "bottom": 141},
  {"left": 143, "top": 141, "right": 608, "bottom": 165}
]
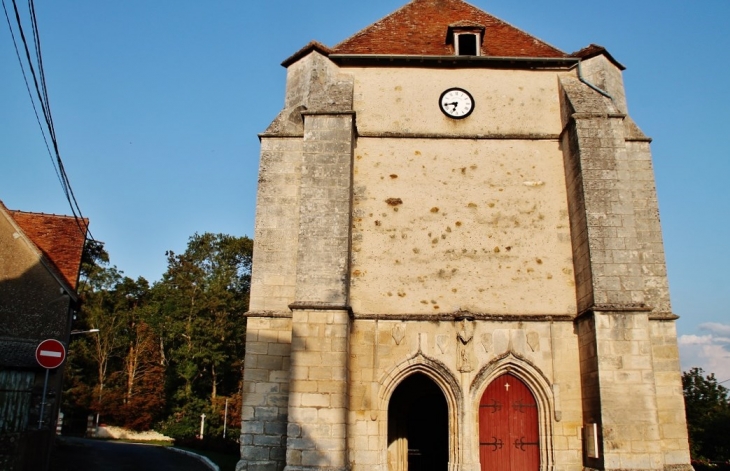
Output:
[{"left": 445, "top": 101, "right": 459, "bottom": 111}]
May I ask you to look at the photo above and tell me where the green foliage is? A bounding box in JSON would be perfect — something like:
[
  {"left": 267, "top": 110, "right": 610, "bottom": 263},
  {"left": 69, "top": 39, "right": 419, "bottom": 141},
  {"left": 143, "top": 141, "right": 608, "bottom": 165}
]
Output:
[
  {"left": 63, "top": 233, "right": 252, "bottom": 440},
  {"left": 157, "top": 233, "right": 251, "bottom": 415},
  {"left": 682, "top": 367, "right": 730, "bottom": 461}
]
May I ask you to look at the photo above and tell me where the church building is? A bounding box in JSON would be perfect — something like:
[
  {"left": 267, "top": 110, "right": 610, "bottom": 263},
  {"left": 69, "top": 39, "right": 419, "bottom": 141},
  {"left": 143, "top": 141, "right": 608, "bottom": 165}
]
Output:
[{"left": 238, "top": 1, "right": 692, "bottom": 471}]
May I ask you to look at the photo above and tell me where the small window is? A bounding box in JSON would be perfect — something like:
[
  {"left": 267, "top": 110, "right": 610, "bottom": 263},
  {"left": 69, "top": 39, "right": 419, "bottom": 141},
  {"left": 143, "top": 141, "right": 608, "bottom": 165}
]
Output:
[
  {"left": 457, "top": 33, "right": 479, "bottom": 56},
  {"left": 447, "top": 23, "right": 484, "bottom": 56}
]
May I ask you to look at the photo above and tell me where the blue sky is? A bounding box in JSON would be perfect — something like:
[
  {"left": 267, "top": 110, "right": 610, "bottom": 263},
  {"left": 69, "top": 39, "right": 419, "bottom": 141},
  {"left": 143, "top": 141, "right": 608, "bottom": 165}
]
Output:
[{"left": 2, "top": 1, "right": 728, "bottom": 380}]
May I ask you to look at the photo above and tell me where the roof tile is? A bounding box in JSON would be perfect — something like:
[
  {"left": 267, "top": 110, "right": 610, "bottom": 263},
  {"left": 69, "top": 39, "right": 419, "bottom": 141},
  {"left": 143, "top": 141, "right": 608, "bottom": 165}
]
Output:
[
  {"left": 331, "top": 0, "right": 565, "bottom": 58},
  {"left": 3, "top": 203, "right": 88, "bottom": 291}
]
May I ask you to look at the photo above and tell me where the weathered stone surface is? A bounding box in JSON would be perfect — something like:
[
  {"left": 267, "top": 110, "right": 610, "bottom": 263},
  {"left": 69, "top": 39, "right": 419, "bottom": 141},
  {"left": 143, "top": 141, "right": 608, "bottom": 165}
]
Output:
[{"left": 239, "top": 9, "right": 690, "bottom": 471}]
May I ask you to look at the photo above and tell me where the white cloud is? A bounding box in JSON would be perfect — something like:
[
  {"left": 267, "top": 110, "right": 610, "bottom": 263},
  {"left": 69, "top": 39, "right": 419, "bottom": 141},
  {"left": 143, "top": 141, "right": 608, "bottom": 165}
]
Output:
[
  {"left": 677, "top": 334, "right": 713, "bottom": 345},
  {"left": 699, "top": 322, "right": 730, "bottom": 336},
  {"left": 679, "top": 323, "right": 730, "bottom": 381}
]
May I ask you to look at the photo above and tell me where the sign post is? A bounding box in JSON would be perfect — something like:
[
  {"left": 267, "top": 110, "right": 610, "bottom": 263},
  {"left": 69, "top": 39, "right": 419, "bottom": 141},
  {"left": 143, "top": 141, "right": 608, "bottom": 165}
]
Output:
[{"left": 35, "top": 339, "right": 66, "bottom": 429}]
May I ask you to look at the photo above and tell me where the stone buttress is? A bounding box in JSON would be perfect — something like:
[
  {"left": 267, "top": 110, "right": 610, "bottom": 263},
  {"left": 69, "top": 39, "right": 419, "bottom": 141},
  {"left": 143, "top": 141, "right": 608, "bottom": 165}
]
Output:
[
  {"left": 559, "top": 55, "right": 691, "bottom": 471},
  {"left": 239, "top": 50, "right": 354, "bottom": 471}
]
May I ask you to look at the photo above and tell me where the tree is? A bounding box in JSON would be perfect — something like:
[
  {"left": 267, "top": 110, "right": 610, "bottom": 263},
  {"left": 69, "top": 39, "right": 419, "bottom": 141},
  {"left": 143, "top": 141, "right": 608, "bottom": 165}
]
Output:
[
  {"left": 63, "top": 233, "right": 251, "bottom": 438},
  {"left": 155, "top": 233, "right": 252, "bottom": 438},
  {"left": 68, "top": 240, "right": 164, "bottom": 431},
  {"left": 682, "top": 367, "right": 730, "bottom": 461}
]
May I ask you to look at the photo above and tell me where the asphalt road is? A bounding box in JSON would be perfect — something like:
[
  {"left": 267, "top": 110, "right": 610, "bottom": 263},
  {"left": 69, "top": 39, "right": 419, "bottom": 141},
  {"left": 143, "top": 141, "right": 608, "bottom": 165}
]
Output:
[{"left": 50, "top": 437, "right": 212, "bottom": 471}]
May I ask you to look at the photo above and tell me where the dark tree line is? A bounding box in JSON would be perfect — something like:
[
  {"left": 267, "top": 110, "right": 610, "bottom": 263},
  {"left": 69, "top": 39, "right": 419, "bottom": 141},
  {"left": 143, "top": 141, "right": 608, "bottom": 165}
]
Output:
[
  {"left": 63, "top": 233, "right": 252, "bottom": 442},
  {"left": 682, "top": 367, "right": 730, "bottom": 463}
]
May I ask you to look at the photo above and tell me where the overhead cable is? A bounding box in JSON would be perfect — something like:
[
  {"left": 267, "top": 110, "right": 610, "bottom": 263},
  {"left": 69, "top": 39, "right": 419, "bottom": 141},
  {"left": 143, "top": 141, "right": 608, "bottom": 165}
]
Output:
[{"left": 3, "top": 0, "right": 93, "bottom": 240}]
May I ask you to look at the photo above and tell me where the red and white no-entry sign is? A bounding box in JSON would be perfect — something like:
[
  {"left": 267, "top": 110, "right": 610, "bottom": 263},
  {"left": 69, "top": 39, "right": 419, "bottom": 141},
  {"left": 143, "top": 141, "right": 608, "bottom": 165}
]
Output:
[{"left": 35, "top": 339, "right": 66, "bottom": 369}]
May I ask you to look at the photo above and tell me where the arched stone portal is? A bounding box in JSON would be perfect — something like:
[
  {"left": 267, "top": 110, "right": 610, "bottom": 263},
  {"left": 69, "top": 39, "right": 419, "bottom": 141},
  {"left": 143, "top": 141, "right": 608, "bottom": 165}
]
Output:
[
  {"left": 471, "top": 354, "right": 555, "bottom": 471},
  {"left": 387, "top": 373, "right": 449, "bottom": 471}
]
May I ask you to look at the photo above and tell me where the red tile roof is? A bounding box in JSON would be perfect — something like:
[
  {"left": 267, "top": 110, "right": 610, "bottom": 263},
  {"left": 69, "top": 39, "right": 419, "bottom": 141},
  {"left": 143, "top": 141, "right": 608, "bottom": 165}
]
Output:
[
  {"left": 3, "top": 202, "right": 88, "bottom": 291},
  {"left": 331, "top": 0, "right": 566, "bottom": 58}
]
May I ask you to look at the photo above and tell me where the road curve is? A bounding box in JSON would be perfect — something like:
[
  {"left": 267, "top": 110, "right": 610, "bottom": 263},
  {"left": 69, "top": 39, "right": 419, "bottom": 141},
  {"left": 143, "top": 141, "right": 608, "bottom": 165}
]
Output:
[{"left": 50, "top": 437, "right": 212, "bottom": 471}]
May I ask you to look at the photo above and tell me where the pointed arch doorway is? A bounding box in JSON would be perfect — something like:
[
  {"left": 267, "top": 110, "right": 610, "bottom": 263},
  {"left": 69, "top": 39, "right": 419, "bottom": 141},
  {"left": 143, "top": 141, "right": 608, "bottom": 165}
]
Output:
[
  {"left": 479, "top": 373, "right": 540, "bottom": 471},
  {"left": 387, "top": 373, "right": 449, "bottom": 471}
]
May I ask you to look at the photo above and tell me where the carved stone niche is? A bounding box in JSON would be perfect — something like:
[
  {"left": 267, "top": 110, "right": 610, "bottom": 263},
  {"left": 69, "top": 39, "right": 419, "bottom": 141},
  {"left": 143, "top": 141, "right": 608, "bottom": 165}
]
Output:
[
  {"left": 392, "top": 323, "right": 405, "bottom": 345},
  {"left": 457, "top": 318, "right": 475, "bottom": 372}
]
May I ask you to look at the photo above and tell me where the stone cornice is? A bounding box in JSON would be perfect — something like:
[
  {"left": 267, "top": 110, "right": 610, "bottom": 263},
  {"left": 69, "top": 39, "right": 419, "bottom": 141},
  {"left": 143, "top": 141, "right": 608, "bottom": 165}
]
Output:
[
  {"left": 576, "top": 303, "right": 654, "bottom": 320},
  {"left": 571, "top": 112, "right": 626, "bottom": 120},
  {"left": 288, "top": 302, "right": 352, "bottom": 314},
  {"left": 357, "top": 132, "right": 559, "bottom": 140},
  {"left": 351, "top": 312, "right": 575, "bottom": 322},
  {"left": 246, "top": 307, "right": 677, "bottom": 322},
  {"left": 330, "top": 54, "right": 577, "bottom": 70},
  {"left": 648, "top": 312, "right": 680, "bottom": 321},
  {"left": 244, "top": 310, "right": 292, "bottom": 319},
  {"left": 301, "top": 111, "right": 356, "bottom": 116},
  {"left": 257, "top": 132, "right": 304, "bottom": 139},
  {"left": 260, "top": 131, "right": 560, "bottom": 141}
]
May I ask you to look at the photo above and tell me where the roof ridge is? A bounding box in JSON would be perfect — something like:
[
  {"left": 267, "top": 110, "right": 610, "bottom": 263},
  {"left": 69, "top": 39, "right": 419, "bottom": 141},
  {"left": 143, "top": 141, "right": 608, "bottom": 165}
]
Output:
[{"left": 7, "top": 208, "right": 83, "bottom": 220}]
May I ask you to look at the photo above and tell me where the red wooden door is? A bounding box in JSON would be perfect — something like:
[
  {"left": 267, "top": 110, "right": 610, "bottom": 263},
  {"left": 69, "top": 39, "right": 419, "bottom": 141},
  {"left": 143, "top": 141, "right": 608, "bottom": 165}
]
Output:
[{"left": 479, "top": 373, "right": 539, "bottom": 471}]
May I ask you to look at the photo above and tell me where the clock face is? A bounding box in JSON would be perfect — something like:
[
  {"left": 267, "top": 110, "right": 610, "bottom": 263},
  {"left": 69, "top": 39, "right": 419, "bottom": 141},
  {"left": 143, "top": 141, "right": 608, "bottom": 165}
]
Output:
[{"left": 439, "top": 87, "right": 475, "bottom": 119}]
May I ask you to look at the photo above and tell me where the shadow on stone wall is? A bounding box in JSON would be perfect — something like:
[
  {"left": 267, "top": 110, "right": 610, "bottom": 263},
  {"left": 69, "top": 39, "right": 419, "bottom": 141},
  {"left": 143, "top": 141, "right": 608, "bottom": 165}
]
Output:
[{"left": 0, "top": 261, "right": 72, "bottom": 471}]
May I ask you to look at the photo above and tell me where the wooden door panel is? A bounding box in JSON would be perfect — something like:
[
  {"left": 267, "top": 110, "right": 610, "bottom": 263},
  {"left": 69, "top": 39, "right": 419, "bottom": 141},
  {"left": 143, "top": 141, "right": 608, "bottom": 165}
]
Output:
[
  {"left": 480, "top": 375, "right": 510, "bottom": 471},
  {"left": 479, "top": 374, "right": 539, "bottom": 471}
]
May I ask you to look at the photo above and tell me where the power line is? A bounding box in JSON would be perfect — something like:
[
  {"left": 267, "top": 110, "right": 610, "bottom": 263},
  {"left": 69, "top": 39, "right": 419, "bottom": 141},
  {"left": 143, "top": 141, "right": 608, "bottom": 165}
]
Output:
[
  {"left": 1, "top": 0, "right": 59, "bottom": 187},
  {"left": 2, "top": 0, "right": 94, "bottom": 240}
]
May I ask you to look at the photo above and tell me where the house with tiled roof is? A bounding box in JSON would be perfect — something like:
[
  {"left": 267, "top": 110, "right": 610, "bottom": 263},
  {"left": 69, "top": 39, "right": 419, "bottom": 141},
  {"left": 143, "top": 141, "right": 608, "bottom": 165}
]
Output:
[
  {"left": 238, "top": 2, "right": 692, "bottom": 471},
  {"left": 0, "top": 200, "right": 87, "bottom": 471}
]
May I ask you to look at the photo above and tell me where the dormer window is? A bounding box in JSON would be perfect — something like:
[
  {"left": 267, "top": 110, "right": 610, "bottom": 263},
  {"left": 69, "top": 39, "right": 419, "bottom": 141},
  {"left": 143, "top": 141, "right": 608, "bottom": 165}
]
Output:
[
  {"left": 447, "top": 22, "right": 485, "bottom": 56},
  {"left": 456, "top": 33, "right": 479, "bottom": 56}
]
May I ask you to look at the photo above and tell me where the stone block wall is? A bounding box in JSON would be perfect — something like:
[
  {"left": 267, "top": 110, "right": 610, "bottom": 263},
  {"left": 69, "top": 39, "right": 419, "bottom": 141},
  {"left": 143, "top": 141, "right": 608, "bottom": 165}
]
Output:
[
  {"left": 595, "top": 312, "right": 663, "bottom": 470},
  {"left": 239, "top": 317, "right": 292, "bottom": 471},
  {"left": 284, "top": 109, "right": 354, "bottom": 471},
  {"left": 286, "top": 310, "right": 349, "bottom": 471},
  {"left": 577, "top": 315, "right": 601, "bottom": 426},
  {"left": 572, "top": 113, "right": 646, "bottom": 307},
  {"left": 248, "top": 137, "right": 303, "bottom": 314},
  {"left": 560, "top": 75, "right": 645, "bottom": 310},
  {"left": 549, "top": 322, "right": 586, "bottom": 470},
  {"left": 561, "top": 111, "right": 594, "bottom": 313},
  {"left": 560, "top": 74, "right": 691, "bottom": 471},
  {"left": 581, "top": 55, "right": 628, "bottom": 115},
  {"left": 625, "top": 140, "right": 672, "bottom": 315},
  {"left": 241, "top": 49, "right": 356, "bottom": 471},
  {"left": 295, "top": 113, "right": 354, "bottom": 304},
  {"left": 650, "top": 321, "right": 692, "bottom": 467},
  {"left": 345, "top": 318, "right": 586, "bottom": 471},
  {"left": 578, "top": 312, "right": 666, "bottom": 471}
]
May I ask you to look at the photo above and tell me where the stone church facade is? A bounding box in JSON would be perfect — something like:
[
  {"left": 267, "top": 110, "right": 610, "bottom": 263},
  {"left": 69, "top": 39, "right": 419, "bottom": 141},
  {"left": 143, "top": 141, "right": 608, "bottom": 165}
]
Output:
[{"left": 237, "top": 1, "right": 692, "bottom": 471}]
